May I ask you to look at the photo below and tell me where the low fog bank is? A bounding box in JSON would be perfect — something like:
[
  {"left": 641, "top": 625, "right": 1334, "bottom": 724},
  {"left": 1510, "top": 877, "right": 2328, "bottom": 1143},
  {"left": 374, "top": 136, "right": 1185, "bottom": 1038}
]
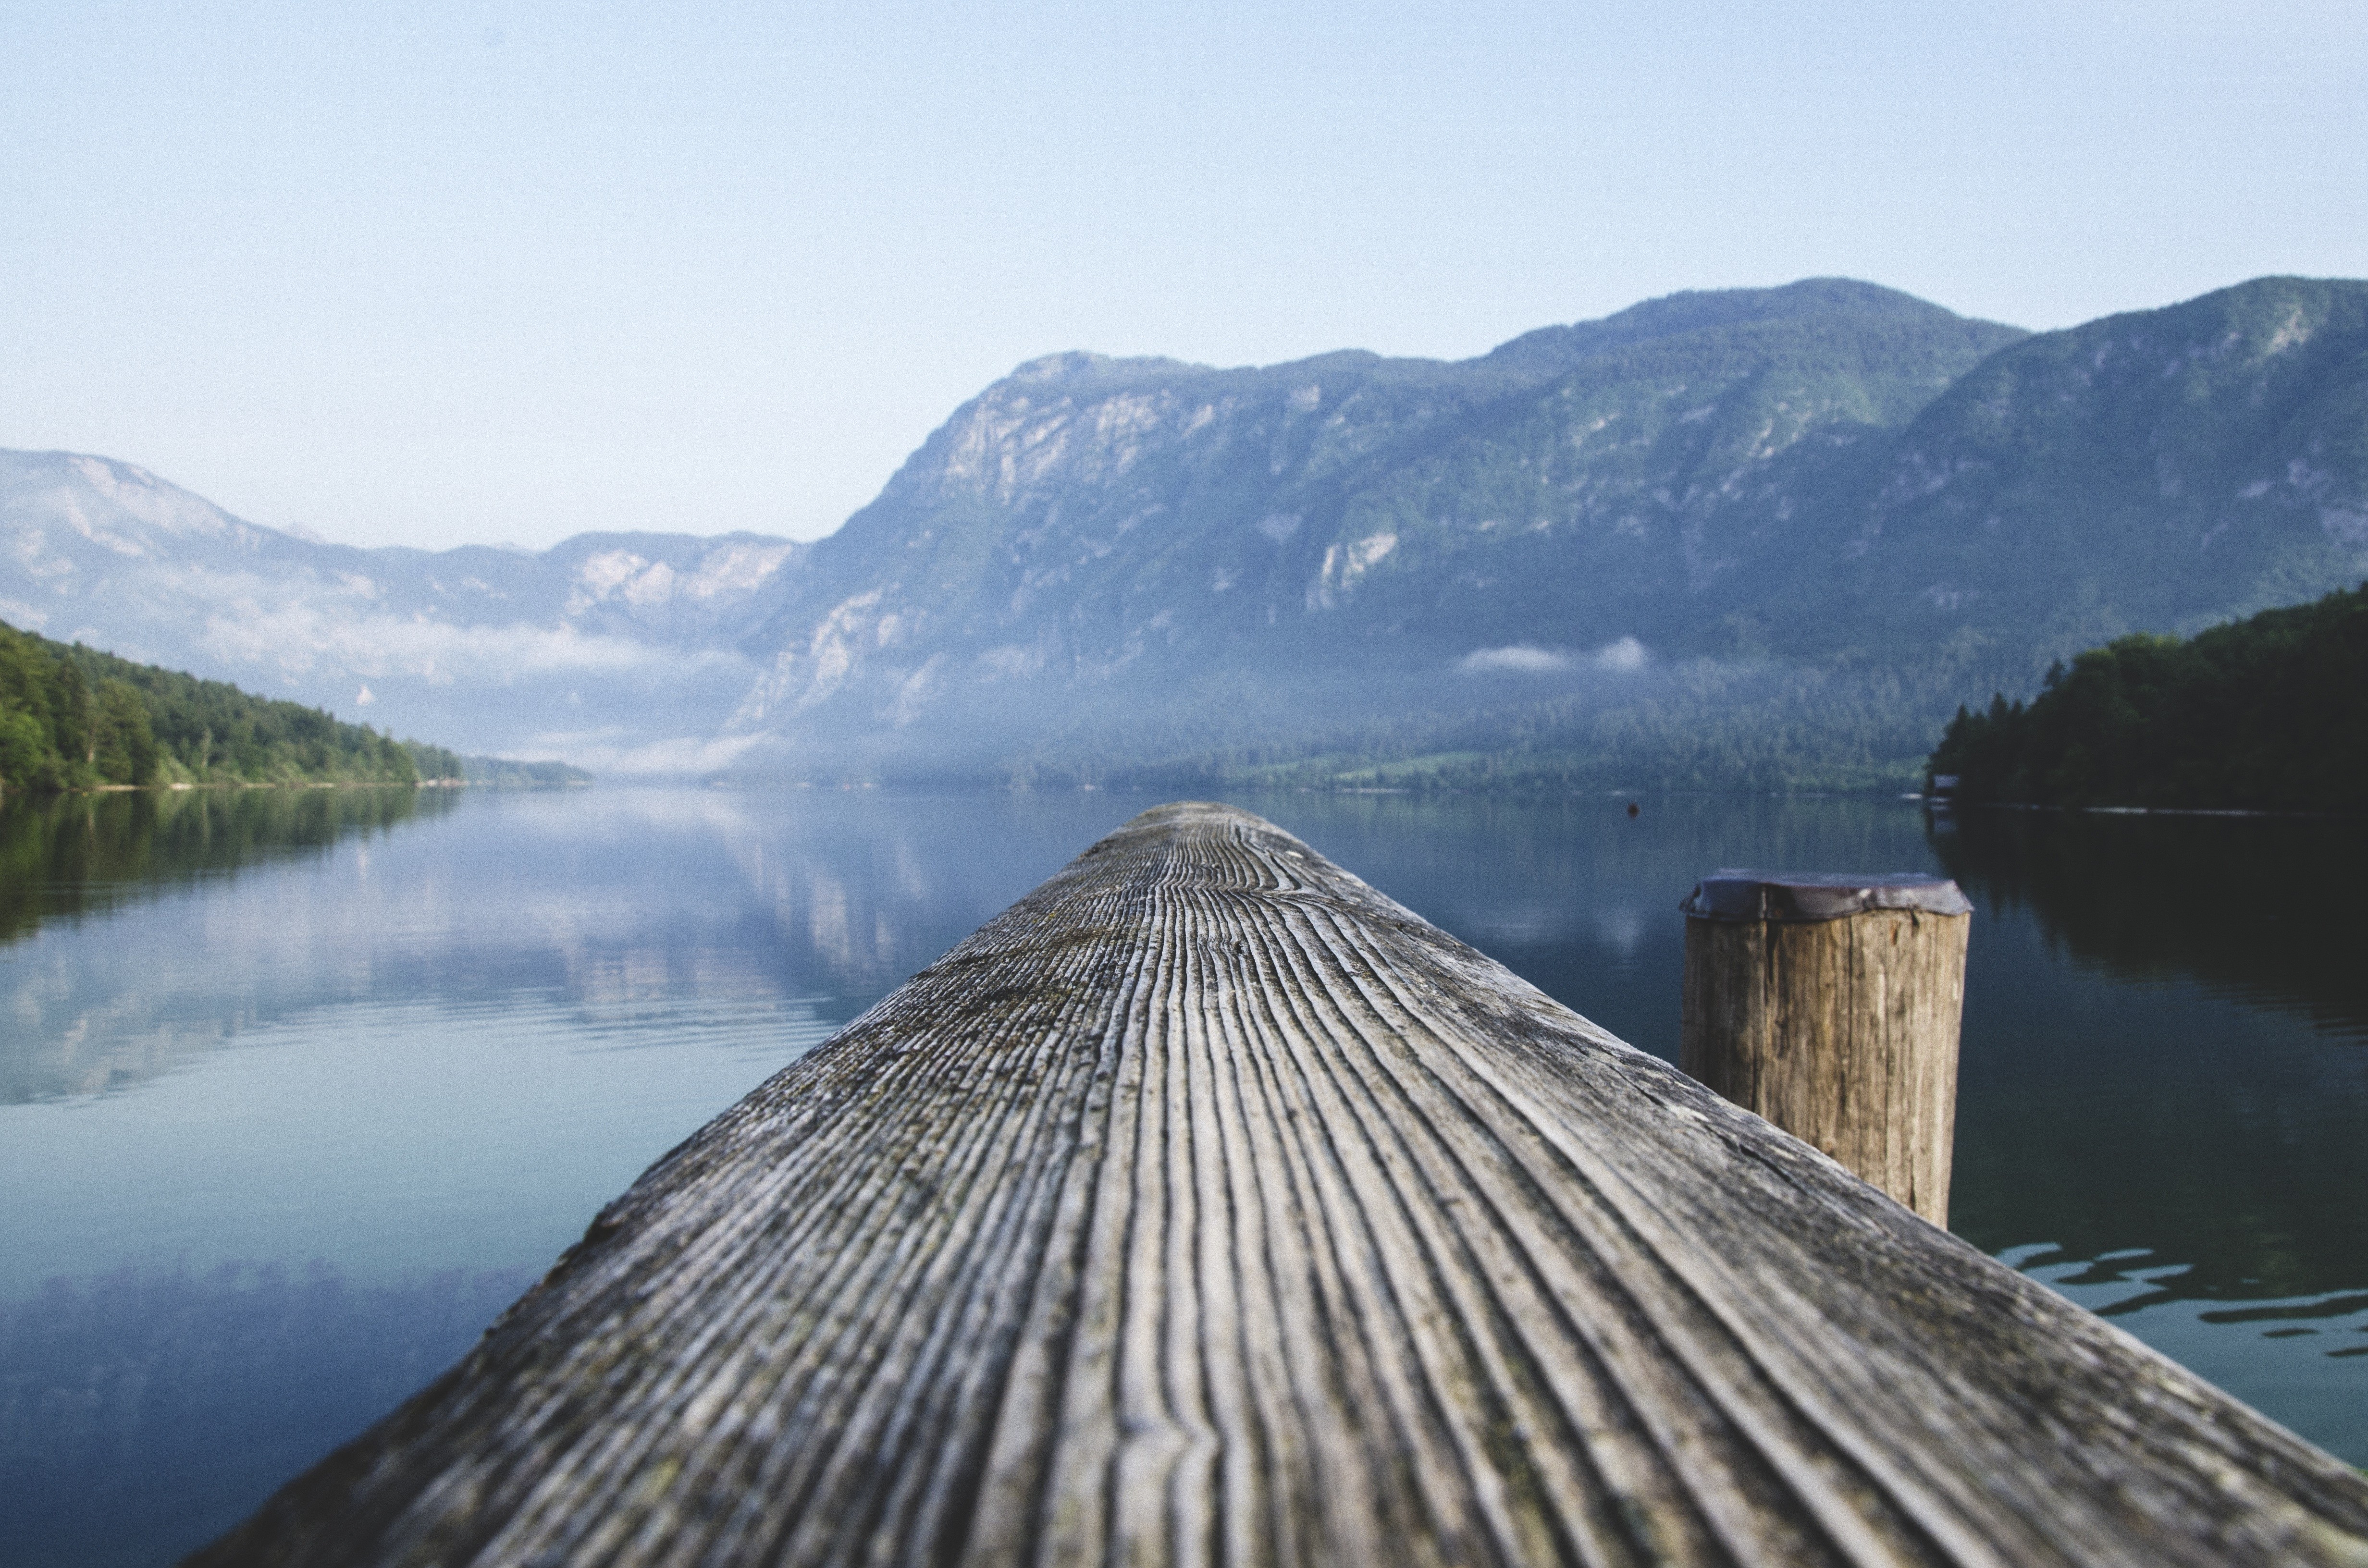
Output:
[{"left": 709, "top": 640, "right": 2014, "bottom": 795}]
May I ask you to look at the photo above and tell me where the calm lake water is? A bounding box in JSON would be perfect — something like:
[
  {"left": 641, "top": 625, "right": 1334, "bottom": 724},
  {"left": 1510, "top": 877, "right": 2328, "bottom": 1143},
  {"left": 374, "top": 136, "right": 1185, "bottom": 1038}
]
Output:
[{"left": 3, "top": 785, "right": 2364, "bottom": 1565}]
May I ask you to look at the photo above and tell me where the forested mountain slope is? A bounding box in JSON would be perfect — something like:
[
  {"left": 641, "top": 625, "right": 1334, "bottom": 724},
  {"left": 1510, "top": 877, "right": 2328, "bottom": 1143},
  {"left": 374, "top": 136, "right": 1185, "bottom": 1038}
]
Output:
[
  {"left": 734, "top": 280, "right": 2020, "bottom": 731},
  {"left": 723, "top": 275, "right": 2368, "bottom": 788},
  {"left": 1782, "top": 276, "right": 2368, "bottom": 665},
  {"left": 10, "top": 275, "right": 2365, "bottom": 789},
  {"left": 0, "top": 619, "right": 426, "bottom": 793}
]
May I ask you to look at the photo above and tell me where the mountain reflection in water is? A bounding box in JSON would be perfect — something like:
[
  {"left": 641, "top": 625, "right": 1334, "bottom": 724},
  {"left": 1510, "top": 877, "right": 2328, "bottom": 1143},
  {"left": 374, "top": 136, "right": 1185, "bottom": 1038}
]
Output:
[{"left": 0, "top": 788, "right": 2361, "bottom": 1567}]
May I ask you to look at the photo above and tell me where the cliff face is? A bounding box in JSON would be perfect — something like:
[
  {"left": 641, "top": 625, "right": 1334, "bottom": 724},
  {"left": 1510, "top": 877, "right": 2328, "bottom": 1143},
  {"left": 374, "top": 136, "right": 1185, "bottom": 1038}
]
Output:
[
  {"left": 725, "top": 275, "right": 2368, "bottom": 785},
  {"left": 1799, "top": 277, "right": 2368, "bottom": 662},
  {"left": 732, "top": 281, "right": 2025, "bottom": 740}
]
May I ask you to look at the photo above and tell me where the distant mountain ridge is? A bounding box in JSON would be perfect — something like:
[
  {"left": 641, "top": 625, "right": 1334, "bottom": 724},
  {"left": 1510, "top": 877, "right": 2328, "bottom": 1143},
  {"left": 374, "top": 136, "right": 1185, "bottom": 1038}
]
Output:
[
  {"left": 733, "top": 280, "right": 2022, "bottom": 733},
  {"left": 7, "top": 274, "right": 2366, "bottom": 787},
  {"left": 0, "top": 450, "right": 804, "bottom": 767},
  {"left": 722, "top": 274, "right": 2368, "bottom": 787}
]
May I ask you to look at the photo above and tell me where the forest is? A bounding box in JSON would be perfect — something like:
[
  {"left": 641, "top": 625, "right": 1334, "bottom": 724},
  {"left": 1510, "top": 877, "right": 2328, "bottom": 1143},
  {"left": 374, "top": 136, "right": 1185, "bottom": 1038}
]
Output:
[
  {"left": 1926, "top": 583, "right": 2368, "bottom": 811},
  {"left": 0, "top": 618, "right": 447, "bottom": 795}
]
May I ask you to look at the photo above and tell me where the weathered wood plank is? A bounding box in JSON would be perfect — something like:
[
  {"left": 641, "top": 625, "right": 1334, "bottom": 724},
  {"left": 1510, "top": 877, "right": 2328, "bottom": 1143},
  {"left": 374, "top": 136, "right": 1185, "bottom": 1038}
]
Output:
[
  {"left": 190, "top": 802, "right": 2368, "bottom": 1568},
  {"left": 1679, "top": 874, "right": 1971, "bottom": 1225}
]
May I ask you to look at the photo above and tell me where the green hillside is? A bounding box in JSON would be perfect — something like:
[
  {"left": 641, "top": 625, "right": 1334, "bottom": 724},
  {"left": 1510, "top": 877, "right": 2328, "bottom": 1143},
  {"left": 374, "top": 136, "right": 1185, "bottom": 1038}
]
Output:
[
  {"left": 754, "top": 280, "right": 2023, "bottom": 683},
  {"left": 1776, "top": 276, "right": 2368, "bottom": 669},
  {"left": 721, "top": 275, "right": 2368, "bottom": 794},
  {"left": 0, "top": 619, "right": 426, "bottom": 794},
  {"left": 1927, "top": 583, "right": 2368, "bottom": 810}
]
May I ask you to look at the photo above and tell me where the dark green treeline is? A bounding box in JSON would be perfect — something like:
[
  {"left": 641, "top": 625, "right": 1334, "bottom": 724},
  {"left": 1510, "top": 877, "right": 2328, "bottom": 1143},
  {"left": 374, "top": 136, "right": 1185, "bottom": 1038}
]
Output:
[
  {"left": 1928, "top": 583, "right": 2368, "bottom": 811},
  {"left": 0, "top": 618, "right": 463, "bottom": 795}
]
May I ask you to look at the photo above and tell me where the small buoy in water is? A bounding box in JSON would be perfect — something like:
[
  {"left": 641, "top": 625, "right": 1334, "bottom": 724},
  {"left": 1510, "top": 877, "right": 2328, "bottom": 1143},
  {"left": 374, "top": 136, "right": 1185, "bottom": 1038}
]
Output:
[{"left": 1626, "top": 801, "right": 1640, "bottom": 818}]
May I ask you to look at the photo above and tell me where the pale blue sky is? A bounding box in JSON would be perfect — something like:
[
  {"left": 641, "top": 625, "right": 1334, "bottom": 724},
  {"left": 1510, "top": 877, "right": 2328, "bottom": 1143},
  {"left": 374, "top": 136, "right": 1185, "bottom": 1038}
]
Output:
[{"left": 2, "top": 1, "right": 2361, "bottom": 550}]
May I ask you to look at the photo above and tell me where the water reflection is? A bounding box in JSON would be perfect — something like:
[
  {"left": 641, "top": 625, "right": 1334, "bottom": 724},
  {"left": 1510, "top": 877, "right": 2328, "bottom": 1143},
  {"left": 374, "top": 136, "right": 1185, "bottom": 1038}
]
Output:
[
  {"left": 2, "top": 787, "right": 2364, "bottom": 1567},
  {"left": 0, "top": 788, "right": 1101, "bottom": 1108},
  {"left": 0, "top": 1261, "right": 530, "bottom": 1568},
  {"left": 1932, "top": 809, "right": 2368, "bottom": 1304},
  {"left": 0, "top": 787, "right": 454, "bottom": 949},
  {"left": 1929, "top": 807, "right": 2368, "bottom": 1037}
]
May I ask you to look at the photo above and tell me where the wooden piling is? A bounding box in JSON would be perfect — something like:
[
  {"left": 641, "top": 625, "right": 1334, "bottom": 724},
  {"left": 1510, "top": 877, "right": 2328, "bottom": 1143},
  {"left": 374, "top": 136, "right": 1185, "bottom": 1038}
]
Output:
[
  {"left": 190, "top": 804, "right": 2368, "bottom": 1568},
  {"left": 1679, "top": 872, "right": 1971, "bottom": 1226}
]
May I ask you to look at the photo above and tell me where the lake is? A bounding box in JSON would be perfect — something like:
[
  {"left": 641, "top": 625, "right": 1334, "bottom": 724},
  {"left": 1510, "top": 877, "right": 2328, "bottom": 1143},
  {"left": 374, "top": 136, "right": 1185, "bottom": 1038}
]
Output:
[{"left": 3, "top": 785, "right": 2364, "bottom": 1566}]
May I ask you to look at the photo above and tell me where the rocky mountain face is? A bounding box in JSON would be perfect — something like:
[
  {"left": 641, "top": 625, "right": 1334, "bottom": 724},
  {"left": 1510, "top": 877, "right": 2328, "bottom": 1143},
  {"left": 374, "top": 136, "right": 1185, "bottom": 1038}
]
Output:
[
  {"left": 722, "top": 275, "right": 2368, "bottom": 786},
  {"left": 1788, "top": 277, "right": 2368, "bottom": 661},
  {"left": 737, "top": 282, "right": 2015, "bottom": 719},
  {"left": 0, "top": 451, "right": 803, "bottom": 766},
  {"left": 7, "top": 274, "right": 2364, "bottom": 786}
]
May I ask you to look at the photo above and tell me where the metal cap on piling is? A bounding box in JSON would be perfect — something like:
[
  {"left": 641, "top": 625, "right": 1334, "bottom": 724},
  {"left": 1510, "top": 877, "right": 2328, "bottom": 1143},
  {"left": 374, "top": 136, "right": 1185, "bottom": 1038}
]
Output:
[
  {"left": 1680, "top": 870, "right": 1972, "bottom": 1226},
  {"left": 1680, "top": 870, "right": 1973, "bottom": 923}
]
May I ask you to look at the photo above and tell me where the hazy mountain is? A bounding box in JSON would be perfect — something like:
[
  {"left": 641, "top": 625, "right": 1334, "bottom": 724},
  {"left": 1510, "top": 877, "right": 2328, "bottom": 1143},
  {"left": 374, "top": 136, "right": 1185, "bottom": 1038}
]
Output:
[
  {"left": 10, "top": 275, "right": 2364, "bottom": 789},
  {"left": 1780, "top": 276, "right": 2368, "bottom": 661},
  {"left": 719, "top": 275, "right": 2368, "bottom": 788},
  {"left": 0, "top": 451, "right": 803, "bottom": 769},
  {"left": 726, "top": 281, "right": 2018, "bottom": 771}
]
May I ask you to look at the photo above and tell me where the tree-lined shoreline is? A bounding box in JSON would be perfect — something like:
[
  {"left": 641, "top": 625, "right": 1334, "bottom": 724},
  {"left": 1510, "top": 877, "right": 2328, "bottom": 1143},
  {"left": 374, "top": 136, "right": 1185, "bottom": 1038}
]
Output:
[
  {"left": 0, "top": 619, "right": 584, "bottom": 797},
  {"left": 1929, "top": 584, "right": 2368, "bottom": 814}
]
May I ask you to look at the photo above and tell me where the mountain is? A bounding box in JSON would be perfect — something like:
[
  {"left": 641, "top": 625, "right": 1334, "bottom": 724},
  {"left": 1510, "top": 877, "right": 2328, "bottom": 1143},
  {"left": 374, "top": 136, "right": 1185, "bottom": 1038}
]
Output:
[
  {"left": 727, "top": 280, "right": 2026, "bottom": 778},
  {"left": 721, "top": 275, "right": 2368, "bottom": 788},
  {"left": 9, "top": 275, "right": 2366, "bottom": 789},
  {"left": 1733, "top": 277, "right": 2367, "bottom": 661},
  {"left": 0, "top": 451, "right": 804, "bottom": 769}
]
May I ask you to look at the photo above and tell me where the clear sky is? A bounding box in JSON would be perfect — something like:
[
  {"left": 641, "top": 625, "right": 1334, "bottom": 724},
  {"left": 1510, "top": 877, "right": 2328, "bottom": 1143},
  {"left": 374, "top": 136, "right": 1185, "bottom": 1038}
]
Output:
[{"left": 2, "top": 1, "right": 2361, "bottom": 551}]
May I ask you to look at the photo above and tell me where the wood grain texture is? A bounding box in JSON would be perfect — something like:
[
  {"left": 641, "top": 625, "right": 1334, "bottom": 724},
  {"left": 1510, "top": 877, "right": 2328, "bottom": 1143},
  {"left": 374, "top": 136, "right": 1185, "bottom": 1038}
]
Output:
[
  {"left": 1679, "top": 910, "right": 1967, "bottom": 1225},
  {"left": 190, "top": 802, "right": 2368, "bottom": 1568}
]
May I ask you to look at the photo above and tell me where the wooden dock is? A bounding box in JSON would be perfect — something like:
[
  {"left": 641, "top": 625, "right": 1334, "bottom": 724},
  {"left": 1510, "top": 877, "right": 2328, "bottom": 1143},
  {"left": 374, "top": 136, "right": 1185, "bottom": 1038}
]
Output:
[{"left": 192, "top": 802, "right": 2368, "bottom": 1567}]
